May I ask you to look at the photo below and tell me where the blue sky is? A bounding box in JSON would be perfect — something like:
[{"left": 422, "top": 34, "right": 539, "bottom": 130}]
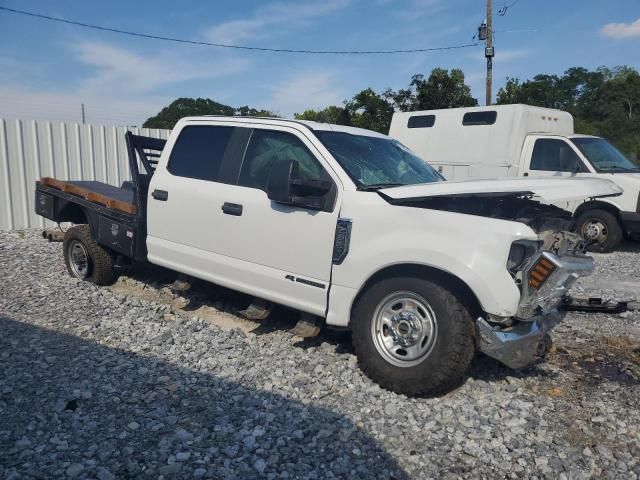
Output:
[{"left": 1, "top": 0, "right": 639, "bottom": 126}]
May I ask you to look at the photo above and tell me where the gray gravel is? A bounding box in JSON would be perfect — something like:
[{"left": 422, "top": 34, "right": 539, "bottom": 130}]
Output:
[{"left": 1, "top": 230, "right": 639, "bottom": 479}]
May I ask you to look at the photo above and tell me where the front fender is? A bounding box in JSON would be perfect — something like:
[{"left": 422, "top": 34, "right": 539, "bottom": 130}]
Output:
[{"left": 327, "top": 192, "right": 536, "bottom": 327}]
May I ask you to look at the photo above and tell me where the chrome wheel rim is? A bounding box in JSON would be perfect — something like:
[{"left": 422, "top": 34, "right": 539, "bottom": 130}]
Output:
[
  {"left": 371, "top": 291, "right": 438, "bottom": 368},
  {"left": 68, "top": 240, "right": 90, "bottom": 278},
  {"left": 581, "top": 219, "right": 608, "bottom": 244}
]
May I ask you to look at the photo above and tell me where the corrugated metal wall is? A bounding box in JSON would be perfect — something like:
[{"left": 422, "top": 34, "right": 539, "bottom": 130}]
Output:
[{"left": 0, "top": 119, "right": 170, "bottom": 230}]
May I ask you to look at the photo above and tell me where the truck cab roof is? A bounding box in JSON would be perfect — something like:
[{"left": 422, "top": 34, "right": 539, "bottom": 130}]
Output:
[
  {"left": 177, "top": 115, "right": 389, "bottom": 139},
  {"left": 567, "top": 134, "right": 601, "bottom": 139}
]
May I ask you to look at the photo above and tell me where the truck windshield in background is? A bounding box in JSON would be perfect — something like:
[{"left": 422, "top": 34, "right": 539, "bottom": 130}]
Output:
[
  {"left": 315, "top": 131, "right": 443, "bottom": 189},
  {"left": 571, "top": 137, "right": 640, "bottom": 173}
]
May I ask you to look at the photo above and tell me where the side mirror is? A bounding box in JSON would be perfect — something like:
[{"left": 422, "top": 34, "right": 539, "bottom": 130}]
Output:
[
  {"left": 266, "top": 159, "right": 296, "bottom": 204},
  {"left": 266, "top": 160, "right": 332, "bottom": 210}
]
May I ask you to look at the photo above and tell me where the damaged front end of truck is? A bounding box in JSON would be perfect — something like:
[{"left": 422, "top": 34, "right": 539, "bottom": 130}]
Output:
[
  {"left": 476, "top": 228, "right": 593, "bottom": 369},
  {"left": 378, "top": 177, "right": 623, "bottom": 369}
]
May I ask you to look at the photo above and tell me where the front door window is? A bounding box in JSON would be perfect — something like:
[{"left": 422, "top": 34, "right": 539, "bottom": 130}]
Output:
[{"left": 530, "top": 139, "right": 585, "bottom": 172}]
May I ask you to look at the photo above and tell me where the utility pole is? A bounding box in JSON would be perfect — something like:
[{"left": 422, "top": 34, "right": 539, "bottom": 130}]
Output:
[
  {"left": 485, "top": 0, "right": 494, "bottom": 106},
  {"left": 81, "top": 103, "right": 86, "bottom": 124}
]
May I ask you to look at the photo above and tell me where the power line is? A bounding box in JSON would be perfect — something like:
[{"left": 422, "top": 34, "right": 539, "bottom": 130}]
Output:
[
  {"left": 497, "top": 0, "right": 521, "bottom": 16},
  {"left": 0, "top": 5, "right": 480, "bottom": 55}
]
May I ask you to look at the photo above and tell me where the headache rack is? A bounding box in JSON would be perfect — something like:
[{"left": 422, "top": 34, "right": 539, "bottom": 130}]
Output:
[
  {"left": 124, "top": 132, "right": 167, "bottom": 216},
  {"left": 126, "top": 132, "right": 166, "bottom": 177}
]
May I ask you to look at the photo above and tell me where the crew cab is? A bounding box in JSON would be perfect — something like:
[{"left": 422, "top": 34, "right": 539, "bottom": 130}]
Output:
[
  {"left": 34, "top": 116, "right": 621, "bottom": 396},
  {"left": 389, "top": 104, "right": 640, "bottom": 252}
]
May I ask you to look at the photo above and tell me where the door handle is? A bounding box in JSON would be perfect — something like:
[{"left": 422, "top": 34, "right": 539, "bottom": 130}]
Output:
[
  {"left": 523, "top": 172, "right": 529, "bottom": 177},
  {"left": 151, "top": 189, "right": 168, "bottom": 201},
  {"left": 222, "top": 202, "right": 243, "bottom": 216}
]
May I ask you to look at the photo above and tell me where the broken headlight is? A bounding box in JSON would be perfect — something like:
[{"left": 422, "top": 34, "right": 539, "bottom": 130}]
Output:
[{"left": 507, "top": 240, "right": 540, "bottom": 273}]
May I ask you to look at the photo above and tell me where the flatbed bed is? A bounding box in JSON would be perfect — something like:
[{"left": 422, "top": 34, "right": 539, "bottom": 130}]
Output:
[
  {"left": 39, "top": 177, "right": 136, "bottom": 215},
  {"left": 35, "top": 132, "right": 165, "bottom": 261}
]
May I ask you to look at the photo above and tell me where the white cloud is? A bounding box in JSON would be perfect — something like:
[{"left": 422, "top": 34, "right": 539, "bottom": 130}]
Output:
[
  {"left": 205, "top": 0, "right": 351, "bottom": 44},
  {"left": 394, "top": 0, "right": 444, "bottom": 20},
  {"left": 412, "top": 0, "right": 440, "bottom": 7},
  {"left": 269, "top": 70, "right": 347, "bottom": 117},
  {"left": 600, "top": 18, "right": 640, "bottom": 39},
  {"left": 0, "top": 41, "right": 251, "bottom": 126},
  {"left": 73, "top": 41, "right": 249, "bottom": 95},
  {"left": 493, "top": 48, "right": 531, "bottom": 62},
  {"left": 0, "top": 86, "right": 170, "bottom": 126}
]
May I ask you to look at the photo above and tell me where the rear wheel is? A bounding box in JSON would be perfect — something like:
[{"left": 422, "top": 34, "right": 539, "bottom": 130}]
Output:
[
  {"left": 576, "top": 209, "right": 622, "bottom": 253},
  {"left": 63, "top": 225, "right": 116, "bottom": 285},
  {"left": 351, "top": 276, "right": 475, "bottom": 396}
]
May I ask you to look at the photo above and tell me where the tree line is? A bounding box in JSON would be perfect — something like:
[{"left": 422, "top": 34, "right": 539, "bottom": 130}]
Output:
[
  {"left": 143, "top": 98, "right": 275, "bottom": 130},
  {"left": 143, "top": 66, "right": 640, "bottom": 161}
]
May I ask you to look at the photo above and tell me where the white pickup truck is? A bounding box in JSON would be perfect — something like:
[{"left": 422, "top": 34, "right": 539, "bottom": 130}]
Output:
[{"left": 34, "top": 116, "right": 621, "bottom": 396}]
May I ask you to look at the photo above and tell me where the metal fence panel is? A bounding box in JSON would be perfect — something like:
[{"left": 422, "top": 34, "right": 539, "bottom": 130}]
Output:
[{"left": 0, "top": 119, "right": 169, "bottom": 230}]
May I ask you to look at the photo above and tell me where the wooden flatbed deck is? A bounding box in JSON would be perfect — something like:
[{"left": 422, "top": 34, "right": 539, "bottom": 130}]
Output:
[{"left": 39, "top": 177, "right": 136, "bottom": 215}]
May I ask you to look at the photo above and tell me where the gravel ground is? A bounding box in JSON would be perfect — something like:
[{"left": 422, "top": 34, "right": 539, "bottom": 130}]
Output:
[{"left": 1, "top": 230, "right": 639, "bottom": 480}]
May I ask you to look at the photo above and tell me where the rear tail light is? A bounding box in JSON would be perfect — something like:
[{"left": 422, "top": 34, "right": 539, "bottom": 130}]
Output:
[{"left": 529, "top": 257, "right": 556, "bottom": 289}]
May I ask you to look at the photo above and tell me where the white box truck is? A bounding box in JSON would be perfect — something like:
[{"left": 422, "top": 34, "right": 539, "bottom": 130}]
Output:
[{"left": 389, "top": 104, "right": 640, "bottom": 252}]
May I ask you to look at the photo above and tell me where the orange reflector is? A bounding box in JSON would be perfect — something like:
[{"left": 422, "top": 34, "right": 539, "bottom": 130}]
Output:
[
  {"left": 540, "top": 258, "right": 554, "bottom": 267},
  {"left": 530, "top": 270, "right": 546, "bottom": 281},
  {"left": 528, "top": 257, "right": 556, "bottom": 288},
  {"left": 533, "top": 265, "right": 551, "bottom": 275}
]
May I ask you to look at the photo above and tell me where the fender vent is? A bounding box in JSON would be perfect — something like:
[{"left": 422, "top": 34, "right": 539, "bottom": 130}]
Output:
[{"left": 332, "top": 218, "right": 352, "bottom": 265}]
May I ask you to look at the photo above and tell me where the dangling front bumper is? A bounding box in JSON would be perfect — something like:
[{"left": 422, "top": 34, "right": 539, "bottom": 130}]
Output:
[
  {"left": 475, "top": 313, "right": 561, "bottom": 368},
  {"left": 475, "top": 251, "right": 594, "bottom": 369}
]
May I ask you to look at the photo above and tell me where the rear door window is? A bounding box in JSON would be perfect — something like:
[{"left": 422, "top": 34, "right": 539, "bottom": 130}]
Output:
[
  {"left": 167, "top": 126, "right": 234, "bottom": 181},
  {"left": 530, "top": 139, "right": 584, "bottom": 172}
]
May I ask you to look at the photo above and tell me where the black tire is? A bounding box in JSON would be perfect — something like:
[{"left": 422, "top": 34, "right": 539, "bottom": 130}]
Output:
[
  {"left": 575, "top": 209, "right": 623, "bottom": 253},
  {"left": 351, "top": 276, "right": 475, "bottom": 397},
  {"left": 63, "top": 225, "right": 116, "bottom": 286}
]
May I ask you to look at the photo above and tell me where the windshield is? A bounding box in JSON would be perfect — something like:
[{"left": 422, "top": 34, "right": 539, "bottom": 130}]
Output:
[
  {"left": 315, "top": 131, "right": 443, "bottom": 189},
  {"left": 571, "top": 137, "right": 640, "bottom": 172}
]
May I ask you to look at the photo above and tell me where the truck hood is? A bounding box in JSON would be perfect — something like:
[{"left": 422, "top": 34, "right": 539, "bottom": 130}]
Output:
[{"left": 379, "top": 177, "right": 623, "bottom": 204}]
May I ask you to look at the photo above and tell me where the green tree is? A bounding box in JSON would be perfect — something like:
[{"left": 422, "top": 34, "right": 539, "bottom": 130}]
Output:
[
  {"left": 385, "top": 69, "right": 477, "bottom": 111},
  {"left": 496, "top": 74, "right": 564, "bottom": 108},
  {"left": 295, "top": 105, "right": 351, "bottom": 125},
  {"left": 345, "top": 88, "right": 395, "bottom": 133},
  {"left": 143, "top": 98, "right": 275, "bottom": 129},
  {"left": 236, "top": 105, "right": 276, "bottom": 117},
  {"left": 295, "top": 89, "right": 394, "bottom": 133},
  {"left": 408, "top": 68, "right": 478, "bottom": 110},
  {"left": 297, "top": 68, "right": 477, "bottom": 133}
]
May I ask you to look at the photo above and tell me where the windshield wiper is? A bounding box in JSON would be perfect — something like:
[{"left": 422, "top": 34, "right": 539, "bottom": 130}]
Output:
[
  {"left": 357, "top": 183, "right": 405, "bottom": 191},
  {"left": 599, "top": 165, "right": 640, "bottom": 172}
]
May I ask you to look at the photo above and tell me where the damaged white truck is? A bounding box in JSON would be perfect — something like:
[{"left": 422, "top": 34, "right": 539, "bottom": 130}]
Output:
[{"left": 35, "top": 117, "right": 621, "bottom": 395}]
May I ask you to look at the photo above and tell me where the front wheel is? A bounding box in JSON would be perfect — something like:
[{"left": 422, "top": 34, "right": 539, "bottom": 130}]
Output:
[
  {"left": 351, "top": 276, "right": 475, "bottom": 396},
  {"left": 576, "top": 209, "right": 623, "bottom": 253},
  {"left": 63, "top": 225, "right": 116, "bottom": 285}
]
